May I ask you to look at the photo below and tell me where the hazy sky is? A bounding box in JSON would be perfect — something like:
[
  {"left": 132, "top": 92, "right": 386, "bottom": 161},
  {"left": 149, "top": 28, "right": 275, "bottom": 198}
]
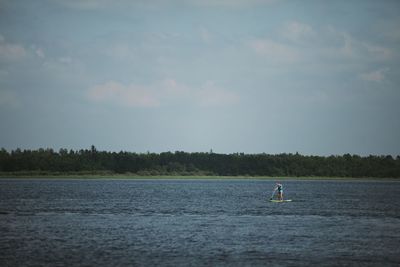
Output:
[{"left": 0, "top": 0, "right": 399, "bottom": 155}]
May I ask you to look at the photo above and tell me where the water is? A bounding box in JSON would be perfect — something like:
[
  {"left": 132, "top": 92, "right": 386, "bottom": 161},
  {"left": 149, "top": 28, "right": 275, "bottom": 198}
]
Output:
[{"left": 1, "top": 179, "right": 399, "bottom": 266}]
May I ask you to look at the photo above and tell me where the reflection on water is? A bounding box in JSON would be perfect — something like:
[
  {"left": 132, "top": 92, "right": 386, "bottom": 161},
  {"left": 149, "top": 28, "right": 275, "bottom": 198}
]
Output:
[{"left": 1, "top": 179, "right": 400, "bottom": 266}]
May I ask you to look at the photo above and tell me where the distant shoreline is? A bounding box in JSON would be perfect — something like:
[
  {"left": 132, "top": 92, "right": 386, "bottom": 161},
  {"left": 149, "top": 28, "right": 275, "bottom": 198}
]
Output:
[
  {"left": 2, "top": 149, "right": 399, "bottom": 179},
  {"left": 0, "top": 174, "right": 398, "bottom": 181}
]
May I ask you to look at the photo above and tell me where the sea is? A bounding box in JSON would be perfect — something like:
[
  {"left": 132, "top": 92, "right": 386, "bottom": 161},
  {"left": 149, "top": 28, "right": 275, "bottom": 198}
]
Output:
[{"left": 1, "top": 178, "right": 399, "bottom": 266}]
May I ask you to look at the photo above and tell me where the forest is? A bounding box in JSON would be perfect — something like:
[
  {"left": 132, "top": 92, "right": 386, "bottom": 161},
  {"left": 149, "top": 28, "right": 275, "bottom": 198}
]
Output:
[{"left": 0, "top": 146, "right": 399, "bottom": 178}]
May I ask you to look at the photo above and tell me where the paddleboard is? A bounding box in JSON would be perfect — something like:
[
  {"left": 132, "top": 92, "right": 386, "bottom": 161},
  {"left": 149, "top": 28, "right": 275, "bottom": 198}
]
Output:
[{"left": 269, "top": 199, "right": 292, "bottom": 202}]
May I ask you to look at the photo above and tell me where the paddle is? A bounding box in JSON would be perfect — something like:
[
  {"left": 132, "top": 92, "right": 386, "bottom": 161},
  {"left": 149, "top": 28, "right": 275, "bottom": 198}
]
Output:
[{"left": 269, "top": 188, "right": 277, "bottom": 200}]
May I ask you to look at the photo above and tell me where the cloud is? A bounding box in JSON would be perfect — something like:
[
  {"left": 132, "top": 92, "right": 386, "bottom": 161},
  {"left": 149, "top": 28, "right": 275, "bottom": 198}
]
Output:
[
  {"left": 324, "top": 26, "right": 393, "bottom": 61},
  {"left": 360, "top": 69, "right": 388, "bottom": 82},
  {"left": 196, "top": 81, "right": 239, "bottom": 106},
  {"left": 363, "top": 43, "right": 392, "bottom": 61},
  {"left": 88, "top": 79, "right": 239, "bottom": 108},
  {"left": 338, "top": 31, "right": 353, "bottom": 57},
  {"left": 88, "top": 81, "right": 160, "bottom": 107},
  {"left": 109, "top": 43, "right": 132, "bottom": 58},
  {"left": 58, "top": 57, "right": 73, "bottom": 64},
  {"left": 282, "top": 21, "right": 315, "bottom": 43},
  {"left": 35, "top": 48, "right": 45, "bottom": 58},
  {"left": 200, "top": 27, "right": 212, "bottom": 44},
  {"left": 0, "top": 35, "right": 27, "bottom": 61},
  {"left": 249, "top": 39, "right": 300, "bottom": 62}
]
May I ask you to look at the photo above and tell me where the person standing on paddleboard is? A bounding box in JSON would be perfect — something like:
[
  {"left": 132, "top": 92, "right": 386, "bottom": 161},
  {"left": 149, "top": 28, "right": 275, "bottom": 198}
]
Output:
[{"left": 271, "top": 183, "right": 283, "bottom": 200}]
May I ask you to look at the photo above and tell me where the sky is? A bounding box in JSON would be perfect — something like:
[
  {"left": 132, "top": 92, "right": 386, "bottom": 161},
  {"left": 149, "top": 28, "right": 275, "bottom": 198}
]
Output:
[{"left": 0, "top": 0, "right": 399, "bottom": 156}]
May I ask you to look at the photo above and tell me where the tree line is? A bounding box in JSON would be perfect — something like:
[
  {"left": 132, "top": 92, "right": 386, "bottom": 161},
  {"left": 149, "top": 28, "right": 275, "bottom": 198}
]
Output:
[{"left": 0, "top": 146, "right": 399, "bottom": 178}]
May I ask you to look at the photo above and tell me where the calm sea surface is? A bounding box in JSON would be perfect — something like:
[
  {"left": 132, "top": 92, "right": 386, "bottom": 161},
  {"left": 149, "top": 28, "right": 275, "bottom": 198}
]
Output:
[{"left": 1, "top": 179, "right": 399, "bottom": 266}]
